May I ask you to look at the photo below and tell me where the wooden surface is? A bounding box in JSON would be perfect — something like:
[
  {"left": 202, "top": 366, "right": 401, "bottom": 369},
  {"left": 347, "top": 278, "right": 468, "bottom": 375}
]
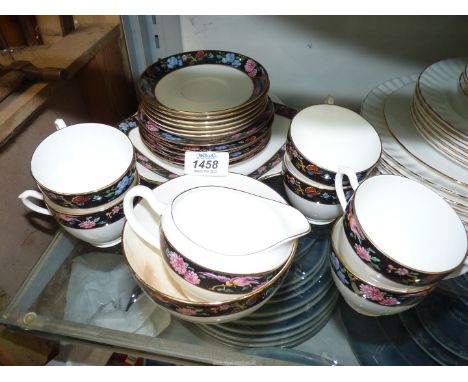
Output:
[
  {"left": 35, "top": 16, "right": 75, "bottom": 44},
  {"left": 0, "top": 23, "right": 120, "bottom": 146}
]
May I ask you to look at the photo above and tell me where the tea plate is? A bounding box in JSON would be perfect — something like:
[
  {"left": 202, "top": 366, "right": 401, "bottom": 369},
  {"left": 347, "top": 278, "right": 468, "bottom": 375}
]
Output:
[
  {"left": 384, "top": 82, "right": 468, "bottom": 184},
  {"left": 418, "top": 57, "right": 468, "bottom": 136}
]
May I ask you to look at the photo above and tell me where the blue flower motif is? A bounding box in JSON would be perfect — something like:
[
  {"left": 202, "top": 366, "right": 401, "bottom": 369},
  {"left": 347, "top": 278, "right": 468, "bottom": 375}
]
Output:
[
  {"left": 92, "top": 195, "right": 103, "bottom": 201},
  {"left": 114, "top": 175, "right": 132, "bottom": 196},
  {"left": 128, "top": 120, "right": 137, "bottom": 128},
  {"left": 322, "top": 192, "right": 330, "bottom": 199},
  {"left": 222, "top": 53, "right": 236, "bottom": 64},
  {"left": 231, "top": 59, "right": 241, "bottom": 68},
  {"left": 167, "top": 56, "right": 182, "bottom": 69},
  {"left": 337, "top": 270, "right": 349, "bottom": 285},
  {"left": 330, "top": 252, "right": 340, "bottom": 271},
  {"left": 118, "top": 122, "right": 130, "bottom": 133},
  {"left": 231, "top": 151, "right": 242, "bottom": 158},
  {"left": 322, "top": 173, "right": 331, "bottom": 180}
]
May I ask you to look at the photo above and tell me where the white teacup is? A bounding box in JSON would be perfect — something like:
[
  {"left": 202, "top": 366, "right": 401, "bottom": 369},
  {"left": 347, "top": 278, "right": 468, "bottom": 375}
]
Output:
[
  {"left": 282, "top": 152, "right": 355, "bottom": 225},
  {"left": 334, "top": 174, "right": 468, "bottom": 285},
  {"left": 29, "top": 119, "right": 136, "bottom": 209},
  {"left": 19, "top": 175, "right": 138, "bottom": 247},
  {"left": 286, "top": 104, "right": 381, "bottom": 187}
]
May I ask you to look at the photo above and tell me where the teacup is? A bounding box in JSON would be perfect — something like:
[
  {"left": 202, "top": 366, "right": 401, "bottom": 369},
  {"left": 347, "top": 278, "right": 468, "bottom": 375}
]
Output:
[
  {"left": 282, "top": 152, "right": 354, "bottom": 225},
  {"left": 30, "top": 119, "right": 136, "bottom": 209},
  {"left": 18, "top": 175, "right": 136, "bottom": 247},
  {"left": 334, "top": 174, "right": 468, "bottom": 286},
  {"left": 123, "top": 181, "right": 310, "bottom": 299},
  {"left": 286, "top": 104, "right": 381, "bottom": 186}
]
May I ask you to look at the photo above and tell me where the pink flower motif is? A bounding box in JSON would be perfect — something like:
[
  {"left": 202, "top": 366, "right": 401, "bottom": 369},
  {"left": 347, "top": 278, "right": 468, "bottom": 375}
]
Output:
[
  {"left": 181, "top": 54, "right": 187, "bottom": 61},
  {"left": 184, "top": 270, "right": 200, "bottom": 285},
  {"left": 169, "top": 252, "right": 187, "bottom": 275},
  {"left": 78, "top": 220, "right": 96, "bottom": 229},
  {"left": 176, "top": 307, "right": 197, "bottom": 316},
  {"left": 359, "top": 284, "right": 384, "bottom": 301},
  {"left": 287, "top": 174, "right": 296, "bottom": 185},
  {"left": 244, "top": 59, "right": 257, "bottom": 77},
  {"left": 137, "top": 153, "right": 148, "bottom": 162},
  {"left": 290, "top": 148, "right": 299, "bottom": 158},
  {"left": 387, "top": 264, "right": 410, "bottom": 276},
  {"left": 112, "top": 206, "right": 121, "bottom": 214},
  {"left": 379, "top": 296, "right": 399, "bottom": 306},
  {"left": 354, "top": 244, "right": 372, "bottom": 262},
  {"left": 219, "top": 304, "right": 230, "bottom": 311},
  {"left": 56, "top": 213, "right": 76, "bottom": 222},
  {"left": 146, "top": 121, "right": 158, "bottom": 132},
  {"left": 348, "top": 214, "right": 365, "bottom": 241},
  {"left": 256, "top": 165, "right": 267, "bottom": 174}
]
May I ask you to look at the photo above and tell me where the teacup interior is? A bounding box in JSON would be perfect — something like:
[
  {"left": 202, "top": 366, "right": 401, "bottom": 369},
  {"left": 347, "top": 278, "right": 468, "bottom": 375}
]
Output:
[
  {"left": 31, "top": 124, "right": 134, "bottom": 194},
  {"left": 354, "top": 175, "right": 467, "bottom": 273},
  {"left": 290, "top": 104, "right": 381, "bottom": 172}
]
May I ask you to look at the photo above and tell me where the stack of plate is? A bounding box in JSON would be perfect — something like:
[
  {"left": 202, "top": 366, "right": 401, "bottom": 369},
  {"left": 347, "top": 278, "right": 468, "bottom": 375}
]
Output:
[
  {"left": 195, "top": 230, "right": 339, "bottom": 348},
  {"left": 137, "top": 50, "right": 274, "bottom": 167},
  {"left": 460, "top": 63, "right": 468, "bottom": 98},
  {"left": 361, "top": 60, "right": 468, "bottom": 231},
  {"left": 340, "top": 282, "right": 468, "bottom": 365},
  {"left": 410, "top": 57, "right": 468, "bottom": 166}
]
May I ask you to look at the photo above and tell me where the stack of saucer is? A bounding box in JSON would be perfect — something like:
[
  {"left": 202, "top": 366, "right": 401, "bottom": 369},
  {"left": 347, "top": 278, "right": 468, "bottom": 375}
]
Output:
[
  {"left": 136, "top": 50, "right": 274, "bottom": 166},
  {"left": 361, "top": 58, "right": 468, "bottom": 231},
  {"left": 410, "top": 57, "right": 468, "bottom": 167},
  {"left": 281, "top": 104, "right": 381, "bottom": 225},
  {"left": 195, "top": 230, "right": 338, "bottom": 348}
]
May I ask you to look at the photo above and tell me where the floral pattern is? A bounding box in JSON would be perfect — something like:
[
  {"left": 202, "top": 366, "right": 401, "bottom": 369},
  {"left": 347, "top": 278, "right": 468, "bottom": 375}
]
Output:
[
  {"left": 160, "top": 232, "right": 279, "bottom": 294},
  {"left": 329, "top": 251, "right": 432, "bottom": 306},
  {"left": 138, "top": 99, "right": 274, "bottom": 146},
  {"left": 52, "top": 202, "right": 125, "bottom": 230},
  {"left": 139, "top": 50, "right": 269, "bottom": 110},
  {"left": 286, "top": 137, "right": 368, "bottom": 187},
  {"left": 41, "top": 166, "right": 136, "bottom": 209},
  {"left": 282, "top": 163, "right": 353, "bottom": 205},
  {"left": 343, "top": 198, "right": 445, "bottom": 286}
]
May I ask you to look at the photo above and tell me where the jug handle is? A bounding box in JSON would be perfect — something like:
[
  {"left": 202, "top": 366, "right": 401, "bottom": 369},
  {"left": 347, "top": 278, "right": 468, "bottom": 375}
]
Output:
[
  {"left": 123, "top": 185, "right": 166, "bottom": 250},
  {"left": 18, "top": 190, "right": 52, "bottom": 216},
  {"left": 54, "top": 119, "right": 67, "bottom": 130},
  {"left": 335, "top": 166, "right": 359, "bottom": 211}
]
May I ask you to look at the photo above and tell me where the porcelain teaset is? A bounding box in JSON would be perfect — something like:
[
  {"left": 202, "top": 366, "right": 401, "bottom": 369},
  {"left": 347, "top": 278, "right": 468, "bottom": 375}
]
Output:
[{"left": 19, "top": 51, "right": 468, "bottom": 323}]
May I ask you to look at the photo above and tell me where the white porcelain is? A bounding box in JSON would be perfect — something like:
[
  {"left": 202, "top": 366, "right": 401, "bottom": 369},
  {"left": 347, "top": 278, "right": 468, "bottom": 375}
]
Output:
[
  {"left": 155, "top": 64, "right": 254, "bottom": 112},
  {"left": 122, "top": 198, "right": 297, "bottom": 323},
  {"left": 123, "top": 173, "right": 304, "bottom": 300},
  {"left": 289, "top": 104, "right": 381, "bottom": 174},
  {"left": 331, "top": 217, "right": 434, "bottom": 293},
  {"left": 330, "top": 271, "right": 418, "bottom": 317},
  {"left": 385, "top": 83, "right": 468, "bottom": 184},
  {"left": 283, "top": 152, "right": 350, "bottom": 225},
  {"left": 31, "top": 120, "right": 134, "bottom": 195},
  {"left": 19, "top": 174, "right": 138, "bottom": 247},
  {"left": 418, "top": 57, "right": 468, "bottom": 136},
  {"left": 129, "top": 111, "right": 290, "bottom": 176},
  {"left": 335, "top": 174, "right": 467, "bottom": 278}
]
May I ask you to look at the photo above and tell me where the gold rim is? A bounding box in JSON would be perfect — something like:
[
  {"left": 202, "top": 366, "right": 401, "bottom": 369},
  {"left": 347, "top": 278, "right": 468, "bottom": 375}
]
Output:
[
  {"left": 121, "top": 226, "right": 297, "bottom": 307},
  {"left": 351, "top": 179, "right": 465, "bottom": 276},
  {"left": 43, "top": 175, "right": 139, "bottom": 215},
  {"left": 331, "top": 218, "right": 435, "bottom": 293},
  {"left": 383, "top": 88, "right": 468, "bottom": 186},
  {"left": 142, "top": 96, "right": 269, "bottom": 128},
  {"left": 33, "top": 155, "right": 136, "bottom": 197}
]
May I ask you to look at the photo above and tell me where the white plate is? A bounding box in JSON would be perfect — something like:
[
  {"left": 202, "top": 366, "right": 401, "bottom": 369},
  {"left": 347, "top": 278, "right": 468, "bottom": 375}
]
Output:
[
  {"left": 384, "top": 82, "right": 468, "bottom": 185},
  {"left": 418, "top": 57, "right": 468, "bottom": 136},
  {"left": 361, "top": 74, "right": 468, "bottom": 200},
  {"left": 130, "top": 112, "right": 290, "bottom": 177},
  {"left": 155, "top": 64, "right": 254, "bottom": 112}
]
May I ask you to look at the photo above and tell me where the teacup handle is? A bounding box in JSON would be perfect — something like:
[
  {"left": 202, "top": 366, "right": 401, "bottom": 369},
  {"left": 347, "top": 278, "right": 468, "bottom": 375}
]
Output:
[
  {"left": 123, "top": 185, "right": 166, "bottom": 250},
  {"left": 54, "top": 119, "right": 67, "bottom": 130},
  {"left": 18, "top": 190, "right": 52, "bottom": 216},
  {"left": 335, "top": 166, "right": 360, "bottom": 211}
]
